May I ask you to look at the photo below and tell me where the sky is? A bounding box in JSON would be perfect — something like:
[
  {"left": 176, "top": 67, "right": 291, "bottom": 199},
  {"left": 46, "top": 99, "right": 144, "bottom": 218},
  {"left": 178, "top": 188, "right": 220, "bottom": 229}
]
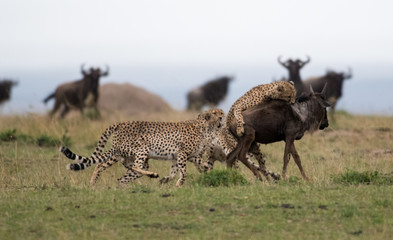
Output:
[{"left": 0, "top": 0, "right": 392, "bottom": 114}]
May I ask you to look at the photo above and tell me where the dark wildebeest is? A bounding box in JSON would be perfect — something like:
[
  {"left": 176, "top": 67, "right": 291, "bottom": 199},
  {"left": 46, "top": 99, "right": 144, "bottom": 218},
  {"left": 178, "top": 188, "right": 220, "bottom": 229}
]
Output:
[
  {"left": 187, "top": 76, "right": 233, "bottom": 111},
  {"left": 278, "top": 56, "right": 310, "bottom": 97},
  {"left": 303, "top": 68, "right": 352, "bottom": 121},
  {"left": 0, "top": 80, "right": 18, "bottom": 105},
  {"left": 43, "top": 64, "right": 109, "bottom": 118},
  {"left": 226, "top": 85, "right": 330, "bottom": 181}
]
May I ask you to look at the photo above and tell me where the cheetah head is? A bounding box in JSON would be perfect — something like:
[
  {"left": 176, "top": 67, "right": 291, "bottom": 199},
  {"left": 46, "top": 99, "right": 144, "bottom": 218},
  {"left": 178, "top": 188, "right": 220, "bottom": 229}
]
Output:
[
  {"left": 275, "top": 81, "right": 297, "bottom": 103},
  {"left": 198, "top": 108, "right": 225, "bottom": 130}
]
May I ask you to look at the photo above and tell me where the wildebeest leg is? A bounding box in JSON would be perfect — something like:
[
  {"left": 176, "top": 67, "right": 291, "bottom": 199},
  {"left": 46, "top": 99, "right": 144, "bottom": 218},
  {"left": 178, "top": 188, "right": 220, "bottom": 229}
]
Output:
[
  {"left": 282, "top": 139, "right": 293, "bottom": 180},
  {"left": 50, "top": 99, "right": 62, "bottom": 116},
  {"left": 236, "top": 128, "right": 263, "bottom": 181},
  {"left": 60, "top": 105, "right": 70, "bottom": 118},
  {"left": 290, "top": 143, "right": 310, "bottom": 181}
]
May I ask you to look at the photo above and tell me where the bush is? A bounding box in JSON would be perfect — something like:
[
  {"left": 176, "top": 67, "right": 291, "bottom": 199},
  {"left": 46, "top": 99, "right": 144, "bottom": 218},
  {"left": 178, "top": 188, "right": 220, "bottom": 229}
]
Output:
[
  {"left": 331, "top": 170, "right": 393, "bottom": 185},
  {"left": 0, "top": 128, "right": 71, "bottom": 147},
  {"left": 36, "top": 134, "right": 62, "bottom": 147},
  {"left": 0, "top": 129, "right": 17, "bottom": 141},
  {"left": 197, "top": 169, "right": 249, "bottom": 187}
]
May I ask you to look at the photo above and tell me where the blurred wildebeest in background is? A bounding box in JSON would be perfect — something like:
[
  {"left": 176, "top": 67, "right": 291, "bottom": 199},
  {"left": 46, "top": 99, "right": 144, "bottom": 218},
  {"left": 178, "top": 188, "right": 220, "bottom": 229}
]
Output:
[
  {"left": 0, "top": 79, "right": 18, "bottom": 105},
  {"left": 303, "top": 68, "right": 352, "bottom": 121},
  {"left": 43, "top": 64, "right": 109, "bottom": 118},
  {"left": 226, "top": 85, "right": 330, "bottom": 181},
  {"left": 187, "top": 76, "right": 233, "bottom": 111},
  {"left": 278, "top": 55, "right": 310, "bottom": 96}
]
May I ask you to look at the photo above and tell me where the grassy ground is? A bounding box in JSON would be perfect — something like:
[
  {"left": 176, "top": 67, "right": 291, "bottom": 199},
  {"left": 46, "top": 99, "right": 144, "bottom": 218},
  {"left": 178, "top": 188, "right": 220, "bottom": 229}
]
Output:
[{"left": 0, "top": 111, "right": 392, "bottom": 239}]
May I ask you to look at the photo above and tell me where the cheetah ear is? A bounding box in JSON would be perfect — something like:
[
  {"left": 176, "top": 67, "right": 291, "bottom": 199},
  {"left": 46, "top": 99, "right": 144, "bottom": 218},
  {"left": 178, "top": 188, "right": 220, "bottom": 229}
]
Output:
[
  {"left": 204, "top": 113, "right": 211, "bottom": 121},
  {"left": 277, "top": 85, "right": 284, "bottom": 92}
]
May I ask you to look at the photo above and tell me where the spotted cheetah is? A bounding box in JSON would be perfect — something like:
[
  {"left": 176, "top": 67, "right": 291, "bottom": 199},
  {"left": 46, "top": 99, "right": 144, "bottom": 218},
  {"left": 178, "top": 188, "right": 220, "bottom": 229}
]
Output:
[
  {"left": 227, "top": 81, "right": 296, "bottom": 136},
  {"left": 88, "top": 143, "right": 214, "bottom": 186},
  {"left": 60, "top": 108, "right": 224, "bottom": 187}
]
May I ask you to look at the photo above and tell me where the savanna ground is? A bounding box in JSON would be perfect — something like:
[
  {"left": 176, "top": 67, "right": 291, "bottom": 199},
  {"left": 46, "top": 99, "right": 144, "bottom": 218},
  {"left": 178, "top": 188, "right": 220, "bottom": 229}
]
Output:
[{"left": 0, "top": 110, "right": 392, "bottom": 239}]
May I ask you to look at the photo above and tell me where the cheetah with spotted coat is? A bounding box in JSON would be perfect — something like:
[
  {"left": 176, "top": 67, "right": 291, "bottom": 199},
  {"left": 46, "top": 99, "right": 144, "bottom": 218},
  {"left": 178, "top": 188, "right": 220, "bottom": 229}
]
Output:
[
  {"left": 60, "top": 108, "right": 224, "bottom": 187},
  {"left": 227, "top": 81, "right": 296, "bottom": 136}
]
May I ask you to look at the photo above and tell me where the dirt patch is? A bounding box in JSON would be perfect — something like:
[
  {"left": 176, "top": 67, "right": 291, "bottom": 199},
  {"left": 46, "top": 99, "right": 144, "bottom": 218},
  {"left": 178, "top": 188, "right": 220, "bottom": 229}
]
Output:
[{"left": 98, "top": 83, "right": 173, "bottom": 116}]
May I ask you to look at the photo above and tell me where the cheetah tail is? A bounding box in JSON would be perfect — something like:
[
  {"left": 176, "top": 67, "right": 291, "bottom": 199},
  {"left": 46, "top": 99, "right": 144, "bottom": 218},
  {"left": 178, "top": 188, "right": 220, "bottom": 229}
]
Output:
[{"left": 60, "top": 123, "right": 120, "bottom": 171}]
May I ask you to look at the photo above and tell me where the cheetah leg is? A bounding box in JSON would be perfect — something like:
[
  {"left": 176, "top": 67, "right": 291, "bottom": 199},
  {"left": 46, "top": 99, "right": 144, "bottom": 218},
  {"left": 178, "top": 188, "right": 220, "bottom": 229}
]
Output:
[
  {"left": 176, "top": 152, "right": 188, "bottom": 187},
  {"left": 130, "top": 142, "right": 159, "bottom": 178},
  {"left": 159, "top": 160, "right": 178, "bottom": 184},
  {"left": 118, "top": 168, "right": 143, "bottom": 184},
  {"left": 117, "top": 158, "right": 150, "bottom": 184},
  {"left": 233, "top": 107, "right": 246, "bottom": 137},
  {"left": 90, "top": 155, "right": 119, "bottom": 186}
]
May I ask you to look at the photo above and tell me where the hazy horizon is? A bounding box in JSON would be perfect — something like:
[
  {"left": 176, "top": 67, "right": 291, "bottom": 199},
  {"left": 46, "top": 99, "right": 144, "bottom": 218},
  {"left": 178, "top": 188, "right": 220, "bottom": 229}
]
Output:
[{"left": 1, "top": 1, "right": 392, "bottom": 115}]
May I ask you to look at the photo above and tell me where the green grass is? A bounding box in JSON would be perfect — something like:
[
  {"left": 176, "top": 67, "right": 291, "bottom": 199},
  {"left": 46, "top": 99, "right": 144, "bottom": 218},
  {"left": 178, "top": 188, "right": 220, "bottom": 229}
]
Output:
[{"left": 1, "top": 112, "right": 393, "bottom": 239}]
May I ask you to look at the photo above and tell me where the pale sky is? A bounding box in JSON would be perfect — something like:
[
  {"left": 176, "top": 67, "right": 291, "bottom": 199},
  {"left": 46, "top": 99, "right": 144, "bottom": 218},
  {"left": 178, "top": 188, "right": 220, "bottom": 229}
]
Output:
[
  {"left": 1, "top": 0, "right": 392, "bottom": 114},
  {"left": 1, "top": 0, "right": 392, "bottom": 70}
]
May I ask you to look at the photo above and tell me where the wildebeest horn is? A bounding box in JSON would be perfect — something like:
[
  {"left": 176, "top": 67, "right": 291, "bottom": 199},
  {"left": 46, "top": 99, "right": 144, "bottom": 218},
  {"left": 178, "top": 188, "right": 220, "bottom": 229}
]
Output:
[
  {"left": 321, "top": 83, "right": 328, "bottom": 97},
  {"left": 303, "top": 55, "right": 310, "bottom": 64},
  {"left": 101, "top": 65, "right": 110, "bottom": 76},
  {"left": 81, "top": 63, "right": 88, "bottom": 75},
  {"left": 278, "top": 56, "right": 288, "bottom": 68},
  {"left": 309, "top": 84, "right": 315, "bottom": 93},
  {"left": 345, "top": 67, "right": 352, "bottom": 79},
  {"left": 299, "top": 56, "right": 310, "bottom": 67}
]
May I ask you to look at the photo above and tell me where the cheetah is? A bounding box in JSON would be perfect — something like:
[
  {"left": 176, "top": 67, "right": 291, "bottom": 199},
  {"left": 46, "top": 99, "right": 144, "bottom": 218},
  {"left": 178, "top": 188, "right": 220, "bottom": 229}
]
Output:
[
  {"left": 60, "top": 108, "right": 224, "bottom": 187},
  {"left": 227, "top": 81, "right": 296, "bottom": 136},
  {"left": 87, "top": 145, "right": 214, "bottom": 186}
]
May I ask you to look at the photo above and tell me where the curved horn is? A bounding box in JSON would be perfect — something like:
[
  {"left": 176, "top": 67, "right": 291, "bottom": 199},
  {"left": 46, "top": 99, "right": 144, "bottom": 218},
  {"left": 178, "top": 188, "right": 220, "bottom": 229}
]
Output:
[
  {"left": 303, "top": 55, "right": 310, "bottom": 64},
  {"left": 321, "top": 83, "right": 328, "bottom": 97},
  {"left": 300, "top": 55, "right": 310, "bottom": 67},
  {"left": 277, "top": 55, "right": 288, "bottom": 68},
  {"left": 101, "top": 65, "right": 110, "bottom": 76},
  {"left": 345, "top": 67, "right": 352, "bottom": 79},
  {"left": 309, "top": 84, "right": 315, "bottom": 94},
  {"left": 81, "top": 63, "right": 88, "bottom": 76}
]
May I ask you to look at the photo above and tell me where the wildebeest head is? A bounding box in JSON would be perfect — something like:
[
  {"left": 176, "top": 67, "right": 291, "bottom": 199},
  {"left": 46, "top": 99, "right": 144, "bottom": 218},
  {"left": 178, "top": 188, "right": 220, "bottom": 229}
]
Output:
[
  {"left": 278, "top": 56, "right": 310, "bottom": 72},
  {"left": 324, "top": 67, "right": 352, "bottom": 99},
  {"left": 294, "top": 84, "right": 330, "bottom": 131},
  {"left": 81, "top": 64, "right": 109, "bottom": 91}
]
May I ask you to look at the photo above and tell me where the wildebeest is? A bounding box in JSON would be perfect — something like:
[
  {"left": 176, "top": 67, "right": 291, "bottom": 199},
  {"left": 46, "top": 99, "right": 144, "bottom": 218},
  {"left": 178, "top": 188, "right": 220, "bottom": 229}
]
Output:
[
  {"left": 43, "top": 64, "right": 109, "bottom": 118},
  {"left": 226, "top": 85, "right": 330, "bottom": 181},
  {"left": 0, "top": 79, "right": 18, "bottom": 105},
  {"left": 278, "top": 56, "right": 310, "bottom": 96},
  {"left": 303, "top": 68, "right": 352, "bottom": 121},
  {"left": 187, "top": 76, "right": 233, "bottom": 111}
]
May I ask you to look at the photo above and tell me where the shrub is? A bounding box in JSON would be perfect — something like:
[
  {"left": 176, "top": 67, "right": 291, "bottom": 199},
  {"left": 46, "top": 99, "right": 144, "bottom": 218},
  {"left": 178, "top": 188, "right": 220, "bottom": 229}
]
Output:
[
  {"left": 331, "top": 170, "right": 393, "bottom": 185},
  {"left": 197, "top": 169, "right": 249, "bottom": 187},
  {"left": 36, "top": 134, "right": 62, "bottom": 147},
  {"left": 0, "top": 129, "right": 17, "bottom": 141}
]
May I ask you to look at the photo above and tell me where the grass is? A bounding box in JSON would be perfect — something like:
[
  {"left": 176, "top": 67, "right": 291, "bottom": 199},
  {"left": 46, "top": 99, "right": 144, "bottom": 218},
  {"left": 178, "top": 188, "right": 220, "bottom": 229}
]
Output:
[{"left": 0, "top": 111, "right": 393, "bottom": 239}]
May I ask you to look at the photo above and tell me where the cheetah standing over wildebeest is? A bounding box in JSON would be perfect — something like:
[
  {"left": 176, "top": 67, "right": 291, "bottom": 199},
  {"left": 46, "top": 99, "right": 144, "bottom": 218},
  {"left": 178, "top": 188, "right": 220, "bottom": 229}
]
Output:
[
  {"left": 197, "top": 81, "right": 297, "bottom": 181},
  {"left": 226, "top": 81, "right": 296, "bottom": 137},
  {"left": 60, "top": 108, "right": 224, "bottom": 187}
]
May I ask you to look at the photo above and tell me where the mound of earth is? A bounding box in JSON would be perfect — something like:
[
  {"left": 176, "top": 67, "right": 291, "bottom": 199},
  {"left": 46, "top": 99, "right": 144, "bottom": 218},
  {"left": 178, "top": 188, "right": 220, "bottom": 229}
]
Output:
[{"left": 98, "top": 83, "right": 173, "bottom": 115}]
